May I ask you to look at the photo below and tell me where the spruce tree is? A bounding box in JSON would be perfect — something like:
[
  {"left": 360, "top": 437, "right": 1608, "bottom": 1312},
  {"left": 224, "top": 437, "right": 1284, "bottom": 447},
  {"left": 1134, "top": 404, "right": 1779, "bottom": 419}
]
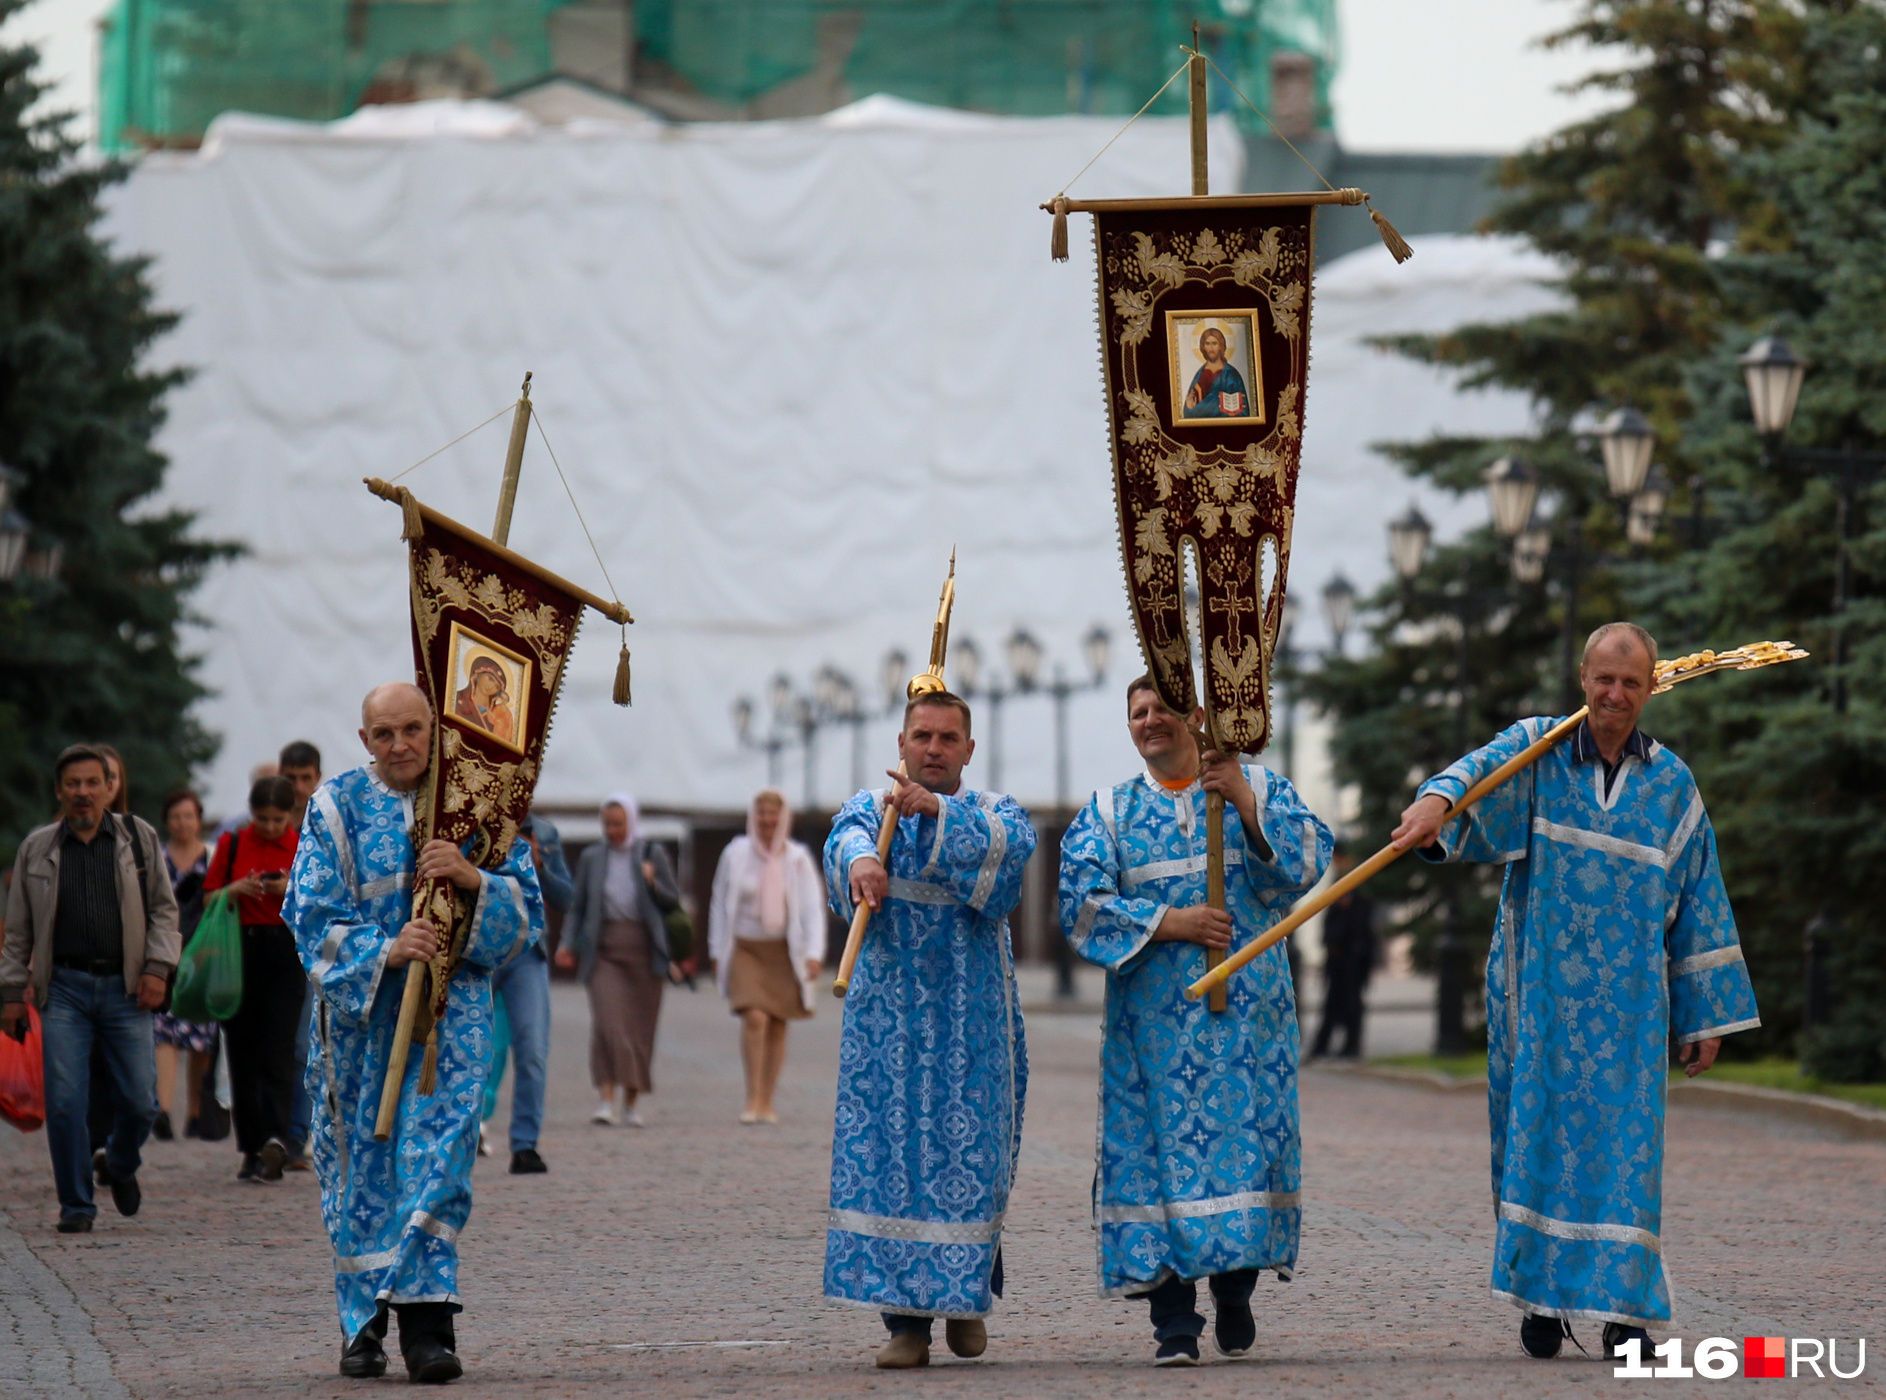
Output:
[
  {"left": 1300, "top": 0, "right": 1808, "bottom": 1003},
  {"left": 1641, "top": 0, "right": 1886, "bottom": 1076},
  {"left": 0, "top": 7, "right": 233, "bottom": 857}
]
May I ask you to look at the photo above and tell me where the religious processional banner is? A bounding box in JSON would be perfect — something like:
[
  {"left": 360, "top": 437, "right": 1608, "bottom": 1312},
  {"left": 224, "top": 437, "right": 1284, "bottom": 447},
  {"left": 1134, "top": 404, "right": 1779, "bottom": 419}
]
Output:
[
  {"left": 1087, "top": 198, "right": 1322, "bottom": 754},
  {"left": 369, "top": 479, "right": 586, "bottom": 988}
]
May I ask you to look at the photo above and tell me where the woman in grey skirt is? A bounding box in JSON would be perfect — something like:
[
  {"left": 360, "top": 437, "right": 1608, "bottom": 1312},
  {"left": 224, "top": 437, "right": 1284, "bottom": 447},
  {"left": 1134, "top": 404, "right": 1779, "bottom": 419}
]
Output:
[{"left": 560, "top": 794, "right": 681, "bottom": 1127}]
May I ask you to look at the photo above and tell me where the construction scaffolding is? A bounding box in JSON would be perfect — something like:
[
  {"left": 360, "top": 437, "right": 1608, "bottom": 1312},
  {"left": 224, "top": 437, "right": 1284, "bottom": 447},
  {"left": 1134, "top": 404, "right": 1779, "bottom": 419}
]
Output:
[{"left": 99, "top": 0, "right": 1339, "bottom": 150}]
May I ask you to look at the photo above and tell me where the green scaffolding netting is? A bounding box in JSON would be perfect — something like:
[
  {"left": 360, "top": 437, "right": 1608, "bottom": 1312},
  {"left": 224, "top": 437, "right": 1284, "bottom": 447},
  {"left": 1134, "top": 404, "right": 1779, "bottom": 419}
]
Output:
[{"left": 100, "top": 0, "right": 1338, "bottom": 151}]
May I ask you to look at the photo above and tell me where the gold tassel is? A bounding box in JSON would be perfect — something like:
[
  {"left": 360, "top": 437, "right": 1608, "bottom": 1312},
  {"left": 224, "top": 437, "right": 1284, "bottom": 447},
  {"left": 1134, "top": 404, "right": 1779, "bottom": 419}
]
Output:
[
  {"left": 613, "top": 644, "right": 632, "bottom": 707},
  {"left": 397, "top": 486, "right": 425, "bottom": 541},
  {"left": 1051, "top": 196, "right": 1070, "bottom": 262},
  {"left": 416, "top": 1029, "right": 438, "bottom": 1096},
  {"left": 1367, "top": 199, "right": 1413, "bottom": 264}
]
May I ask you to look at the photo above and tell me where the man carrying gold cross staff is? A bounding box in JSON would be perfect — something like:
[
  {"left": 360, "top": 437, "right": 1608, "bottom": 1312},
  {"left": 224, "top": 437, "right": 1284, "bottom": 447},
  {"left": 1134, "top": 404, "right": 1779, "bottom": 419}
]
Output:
[{"left": 1391, "top": 622, "right": 1760, "bottom": 1363}]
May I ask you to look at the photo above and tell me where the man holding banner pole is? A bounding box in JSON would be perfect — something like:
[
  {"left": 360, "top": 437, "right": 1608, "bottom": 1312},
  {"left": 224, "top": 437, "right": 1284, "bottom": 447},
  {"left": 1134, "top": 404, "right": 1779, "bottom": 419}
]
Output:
[
  {"left": 822, "top": 690, "right": 1036, "bottom": 1369},
  {"left": 1391, "top": 622, "right": 1759, "bottom": 1362},
  {"left": 286, "top": 682, "right": 543, "bottom": 1383},
  {"left": 1059, "top": 674, "right": 1331, "bottom": 1366}
]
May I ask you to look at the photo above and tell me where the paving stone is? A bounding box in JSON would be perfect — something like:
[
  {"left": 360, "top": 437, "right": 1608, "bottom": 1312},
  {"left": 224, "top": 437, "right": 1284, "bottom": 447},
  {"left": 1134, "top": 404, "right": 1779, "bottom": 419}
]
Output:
[{"left": 0, "top": 981, "right": 1875, "bottom": 1396}]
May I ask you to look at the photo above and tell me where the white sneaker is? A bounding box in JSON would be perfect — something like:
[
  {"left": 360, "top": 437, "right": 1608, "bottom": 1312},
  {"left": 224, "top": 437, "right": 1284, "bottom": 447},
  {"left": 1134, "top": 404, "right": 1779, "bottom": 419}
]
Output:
[
  {"left": 590, "top": 1104, "right": 616, "bottom": 1126},
  {"left": 476, "top": 1123, "right": 490, "bottom": 1156},
  {"left": 623, "top": 1107, "right": 645, "bottom": 1128}
]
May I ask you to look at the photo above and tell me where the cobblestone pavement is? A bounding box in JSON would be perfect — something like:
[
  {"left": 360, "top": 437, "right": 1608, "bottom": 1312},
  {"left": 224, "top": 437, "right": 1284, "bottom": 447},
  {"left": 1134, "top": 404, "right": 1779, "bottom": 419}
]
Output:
[{"left": 0, "top": 980, "right": 1878, "bottom": 1397}]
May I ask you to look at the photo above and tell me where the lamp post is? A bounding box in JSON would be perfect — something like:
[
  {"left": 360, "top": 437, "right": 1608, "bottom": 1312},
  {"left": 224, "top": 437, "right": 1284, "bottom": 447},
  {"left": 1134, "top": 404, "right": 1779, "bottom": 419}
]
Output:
[
  {"left": 1740, "top": 333, "right": 1885, "bottom": 717},
  {"left": 1321, "top": 572, "right": 1356, "bottom": 657},
  {"left": 1388, "top": 499, "right": 1489, "bottom": 1058},
  {"left": 1493, "top": 420, "right": 1671, "bottom": 707},
  {"left": 1738, "top": 333, "right": 1885, "bottom": 1052},
  {"left": 735, "top": 650, "right": 904, "bottom": 805}
]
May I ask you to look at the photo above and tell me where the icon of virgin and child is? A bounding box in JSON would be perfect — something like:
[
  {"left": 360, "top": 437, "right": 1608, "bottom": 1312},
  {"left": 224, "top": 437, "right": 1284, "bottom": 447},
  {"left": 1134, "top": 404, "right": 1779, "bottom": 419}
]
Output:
[{"left": 454, "top": 654, "right": 517, "bottom": 745}]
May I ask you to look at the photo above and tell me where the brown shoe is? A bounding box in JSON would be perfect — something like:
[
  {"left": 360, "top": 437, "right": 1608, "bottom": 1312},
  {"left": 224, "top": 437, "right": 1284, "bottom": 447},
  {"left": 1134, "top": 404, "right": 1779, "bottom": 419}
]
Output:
[
  {"left": 875, "top": 1332, "right": 931, "bottom": 1369},
  {"left": 945, "top": 1318, "right": 987, "bottom": 1358}
]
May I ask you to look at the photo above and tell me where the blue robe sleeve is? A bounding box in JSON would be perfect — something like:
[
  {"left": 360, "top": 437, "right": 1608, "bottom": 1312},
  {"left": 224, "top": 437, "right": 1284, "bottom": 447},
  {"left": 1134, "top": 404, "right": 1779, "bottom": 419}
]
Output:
[
  {"left": 457, "top": 837, "right": 544, "bottom": 973},
  {"left": 1238, "top": 767, "right": 1334, "bottom": 896},
  {"left": 1057, "top": 789, "right": 1167, "bottom": 973},
  {"left": 918, "top": 792, "right": 1036, "bottom": 920},
  {"left": 1662, "top": 796, "right": 1760, "bottom": 1044},
  {"left": 1414, "top": 718, "right": 1544, "bottom": 865},
  {"left": 824, "top": 790, "right": 887, "bottom": 922},
  {"left": 286, "top": 799, "right": 393, "bottom": 1026}
]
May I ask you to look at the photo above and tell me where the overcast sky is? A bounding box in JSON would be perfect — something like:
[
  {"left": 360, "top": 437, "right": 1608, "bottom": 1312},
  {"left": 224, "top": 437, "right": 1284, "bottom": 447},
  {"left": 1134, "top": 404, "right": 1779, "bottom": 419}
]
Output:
[{"left": 6, "top": 0, "right": 1618, "bottom": 151}]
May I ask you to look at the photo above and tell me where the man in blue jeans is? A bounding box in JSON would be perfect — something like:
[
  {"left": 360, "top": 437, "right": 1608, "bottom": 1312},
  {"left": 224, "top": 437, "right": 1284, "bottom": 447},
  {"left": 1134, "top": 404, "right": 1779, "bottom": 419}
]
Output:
[
  {"left": 483, "top": 811, "right": 573, "bottom": 1174},
  {"left": 2, "top": 745, "right": 180, "bottom": 1232}
]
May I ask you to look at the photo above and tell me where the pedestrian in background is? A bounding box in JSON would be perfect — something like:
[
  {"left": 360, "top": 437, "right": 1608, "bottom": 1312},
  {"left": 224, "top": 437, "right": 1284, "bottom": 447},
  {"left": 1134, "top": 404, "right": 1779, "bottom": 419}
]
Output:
[
  {"left": 277, "top": 740, "right": 322, "bottom": 1172},
  {"left": 1, "top": 745, "right": 179, "bottom": 1233},
  {"left": 479, "top": 810, "right": 574, "bottom": 1173},
  {"left": 1311, "top": 848, "right": 1376, "bottom": 1060},
  {"left": 204, "top": 774, "right": 301, "bottom": 1182},
  {"left": 152, "top": 790, "right": 215, "bottom": 1139},
  {"left": 86, "top": 745, "right": 136, "bottom": 1156},
  {"left": 708, "top": 789, "right": 823, "bottom": 1125},
  {"left": 561, "top": 795, "right": 680, "bottom": 1128}
]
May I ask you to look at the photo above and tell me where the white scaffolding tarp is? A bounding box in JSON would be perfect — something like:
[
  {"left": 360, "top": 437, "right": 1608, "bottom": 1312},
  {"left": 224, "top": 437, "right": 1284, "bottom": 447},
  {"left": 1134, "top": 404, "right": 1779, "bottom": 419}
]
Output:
[{"left": 105, "top": 97, "right": 1560, "bottom": 818}]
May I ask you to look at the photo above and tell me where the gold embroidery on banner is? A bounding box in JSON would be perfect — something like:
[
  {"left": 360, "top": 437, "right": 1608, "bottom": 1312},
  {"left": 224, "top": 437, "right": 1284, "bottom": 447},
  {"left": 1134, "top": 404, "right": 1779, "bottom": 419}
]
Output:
[{"left": 1100, "top": 212, "right": 1313, "bottom": 753}]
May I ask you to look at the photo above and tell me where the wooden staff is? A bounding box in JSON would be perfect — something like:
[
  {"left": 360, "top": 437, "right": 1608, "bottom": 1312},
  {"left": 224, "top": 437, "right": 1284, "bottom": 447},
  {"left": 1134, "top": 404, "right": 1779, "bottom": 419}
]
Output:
[
  {"left": 831, "top": 762, "right": 905, "bottom": 997},
  {"left": 831, "top": 552, "right": 956, "bottom": 999},
  {"left": 373, "top": 379, "right": 535, "bottom": 1143},
  {"left": 1184, "top": 640, "right": 1808, "bottom": 1003}
]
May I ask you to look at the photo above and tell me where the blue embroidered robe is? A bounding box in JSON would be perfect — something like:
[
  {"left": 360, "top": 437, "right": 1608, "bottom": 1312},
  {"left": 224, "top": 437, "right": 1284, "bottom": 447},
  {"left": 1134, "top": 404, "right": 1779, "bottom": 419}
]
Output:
[
  {"left": 1059, "top": 766, "right": 1332, "bottom": 1297},
  {"left": 823, "top": 785, "right": 1036, "bottom": 1319},
  {"left": 284, "top": 765, "right": 542, "bottom": 1342},
  {"left": 1416, "top": 719, "right": 1759, "bottom": 1326}
]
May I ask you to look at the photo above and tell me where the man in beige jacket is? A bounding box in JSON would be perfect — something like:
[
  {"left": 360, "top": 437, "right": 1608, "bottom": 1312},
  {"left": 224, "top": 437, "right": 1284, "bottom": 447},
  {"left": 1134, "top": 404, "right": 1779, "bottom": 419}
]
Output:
[{"left": 2, "top": 744, "right": 179, "bottom": 1232}]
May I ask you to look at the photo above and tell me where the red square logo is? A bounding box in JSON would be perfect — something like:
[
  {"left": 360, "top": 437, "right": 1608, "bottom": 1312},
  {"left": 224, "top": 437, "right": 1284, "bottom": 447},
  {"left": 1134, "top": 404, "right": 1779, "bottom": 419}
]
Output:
[{"left": 1745, "top": 1337, "right": 1787, "bottom": 1378}]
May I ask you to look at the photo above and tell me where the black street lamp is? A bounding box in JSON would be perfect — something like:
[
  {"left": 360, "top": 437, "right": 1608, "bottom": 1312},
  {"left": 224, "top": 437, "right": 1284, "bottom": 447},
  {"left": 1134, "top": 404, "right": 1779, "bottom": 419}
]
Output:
[
  {"left": 1321, "top": 572, "right": 1356, "bottom": 656},
  {"left": 1739, "top": 333, "right": 1885, "bottom": 716}
]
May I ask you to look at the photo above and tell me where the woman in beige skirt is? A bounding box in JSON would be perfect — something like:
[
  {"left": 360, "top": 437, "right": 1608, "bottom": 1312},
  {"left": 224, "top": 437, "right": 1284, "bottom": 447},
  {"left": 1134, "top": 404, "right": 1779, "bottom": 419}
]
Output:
[
  {"left": 560, "top": 794, "right": 682, "bottom": 1127},
  {"left": 708, "top": 789, "right": 826, "bottom": 1123}
]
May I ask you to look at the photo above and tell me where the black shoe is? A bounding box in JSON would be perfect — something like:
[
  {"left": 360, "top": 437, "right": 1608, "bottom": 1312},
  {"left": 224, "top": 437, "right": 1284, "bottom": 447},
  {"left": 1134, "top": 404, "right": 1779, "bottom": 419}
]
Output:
[
  {"left": 1521, "top": 1313, "right": 1570, "bottom": 1359},
  {"left": 109, "top": 1170, "right": 140, "bottom": 1218},
  {"left": 151, "top": 1110, "right": 173, "bottom": 1142},
  {"left": 1213, "top": 1297, "right": 1256, "bottom": 1357},
  {"left": 259, "top": 1137, "right": 288, "bottom": 1181},
  {"left": 403, "top": 1338, "right": 463, "bottom": 1384},
  {"left": 509, "top": 1149, "right": 547, "bottom": 1175},
  {"left": 92, "top": 1148, "right": 109, "bottom": 1187},
  {"left": 340, "top": 1330, "right": 389, "bottom": 1379},
  {"left": 1154, "top": 1334, "right": 1201, "bottom": 1367},
  {"left": 1603, "top": 1323, "right": 1651, "bottom": 1360},
  {"left": 56, "top": 1214, "right": 93, "bottom": 1234},
  {"left": 237, "top": 1153, "right": 262, "bottom": 1182},
  {"left": 183, "top": 1116, "right": 201, "bottom": 1139}
]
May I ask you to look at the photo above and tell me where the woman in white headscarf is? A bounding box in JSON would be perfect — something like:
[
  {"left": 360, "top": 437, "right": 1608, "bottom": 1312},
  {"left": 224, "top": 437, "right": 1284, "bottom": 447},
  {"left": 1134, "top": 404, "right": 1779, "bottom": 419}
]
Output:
[
  {"left": 708, "top": 789, "right": 825, "bottom": 1123},
  {"left": 562, "top": 794, "right": 682, "bottom": 1126}
]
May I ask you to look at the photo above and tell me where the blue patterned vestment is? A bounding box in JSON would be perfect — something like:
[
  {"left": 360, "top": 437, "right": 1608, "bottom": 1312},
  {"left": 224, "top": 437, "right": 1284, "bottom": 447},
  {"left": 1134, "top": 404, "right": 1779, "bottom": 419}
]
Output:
[
  {"left": 284, "top": 765, "right": 542, "bottom": 1343},
  {"left": 1416, "top": 719, "right": 1759, "bottom": 1326},
  {"left": 1059, "top": 766, "right": 1332, "bottom": 1297},
  {"left": 823, "top": 784, "right": 1036, "bottom": 1319}
]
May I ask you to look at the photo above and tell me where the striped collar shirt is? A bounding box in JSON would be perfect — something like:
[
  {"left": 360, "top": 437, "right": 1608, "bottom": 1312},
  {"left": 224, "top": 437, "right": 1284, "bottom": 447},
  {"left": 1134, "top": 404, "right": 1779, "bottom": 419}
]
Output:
[{"left": 1569, "top": 720, "right": 1654, "bottom": 800}]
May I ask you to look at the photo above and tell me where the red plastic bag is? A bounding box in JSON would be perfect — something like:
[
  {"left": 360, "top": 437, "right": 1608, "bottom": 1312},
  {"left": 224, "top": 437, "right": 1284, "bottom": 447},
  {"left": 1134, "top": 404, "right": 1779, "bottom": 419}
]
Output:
[{"left": 0, "top": 1006, "right": 45, "bottom": 1133}]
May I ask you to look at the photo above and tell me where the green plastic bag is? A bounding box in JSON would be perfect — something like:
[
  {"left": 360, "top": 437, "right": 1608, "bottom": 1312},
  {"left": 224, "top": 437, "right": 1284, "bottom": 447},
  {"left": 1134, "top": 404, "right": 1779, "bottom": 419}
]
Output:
[{"left": 170, "top": 890, "right": 244, "bottom": 1023}]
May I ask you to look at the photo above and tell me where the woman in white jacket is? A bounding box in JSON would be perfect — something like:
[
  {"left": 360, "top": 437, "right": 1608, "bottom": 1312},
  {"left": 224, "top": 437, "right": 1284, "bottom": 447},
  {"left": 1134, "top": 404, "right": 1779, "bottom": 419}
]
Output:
[{"left": 709, "top": 789, "right": 826, "bottom": 1123}]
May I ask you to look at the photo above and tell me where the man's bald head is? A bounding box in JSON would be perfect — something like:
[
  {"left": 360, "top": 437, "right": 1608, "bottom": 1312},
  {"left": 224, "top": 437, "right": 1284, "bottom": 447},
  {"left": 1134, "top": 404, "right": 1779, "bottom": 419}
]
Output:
[
  {"left": 361, "top": 681, "right": 431, "bottom": 728},
  {"left": 359, "top": 682, "right": 434, "bottom": 790}
]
